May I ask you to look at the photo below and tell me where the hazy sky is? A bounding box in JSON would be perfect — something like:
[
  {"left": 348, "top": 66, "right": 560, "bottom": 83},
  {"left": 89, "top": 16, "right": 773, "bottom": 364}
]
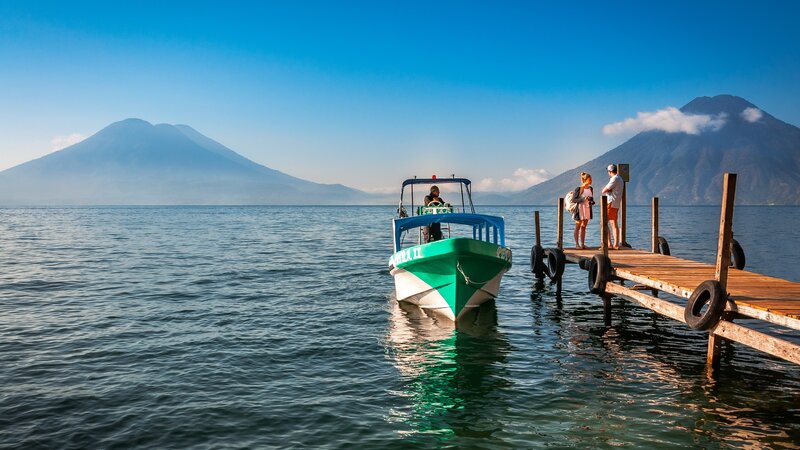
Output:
[{"left": 1, "top": 1, "right": 799, "bottom": 192}]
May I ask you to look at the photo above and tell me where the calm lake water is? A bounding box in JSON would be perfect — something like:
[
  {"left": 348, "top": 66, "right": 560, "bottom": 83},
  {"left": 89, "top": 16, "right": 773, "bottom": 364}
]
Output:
[{"left": 1, "top": 206, "right": 798, "bottom": 449}]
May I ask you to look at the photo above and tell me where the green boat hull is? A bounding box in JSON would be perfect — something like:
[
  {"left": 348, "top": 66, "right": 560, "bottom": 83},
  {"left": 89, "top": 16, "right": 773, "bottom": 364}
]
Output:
[{"left": 389, "top": 238, "right": 512, "bottom": 321}]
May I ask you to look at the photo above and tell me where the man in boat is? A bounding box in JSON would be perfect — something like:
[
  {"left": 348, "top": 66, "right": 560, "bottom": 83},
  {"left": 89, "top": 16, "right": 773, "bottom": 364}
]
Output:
[{"left": 424, "top": 185, "right": 444, "bottom": 242}]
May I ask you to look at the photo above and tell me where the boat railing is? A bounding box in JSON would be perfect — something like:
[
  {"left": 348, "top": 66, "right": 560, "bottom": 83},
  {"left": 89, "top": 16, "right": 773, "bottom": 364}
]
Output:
[
  {"left": 472, "top": 221, "right": 500, "bottom": 244},
  {"left": 393, "top": 213, "right": 506, "bottom": 252}
]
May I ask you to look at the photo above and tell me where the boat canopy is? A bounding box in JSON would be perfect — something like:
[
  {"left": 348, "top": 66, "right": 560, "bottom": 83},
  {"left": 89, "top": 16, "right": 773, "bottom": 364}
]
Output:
[
  {"left": 392, "top": 213, "right": 505, "bottom": 251},
  {"left": 399, "top": 177, "right": 475, "bottom": 214},
  {"left": 401, "top": 178, "right": 471, "bottom": 188}
]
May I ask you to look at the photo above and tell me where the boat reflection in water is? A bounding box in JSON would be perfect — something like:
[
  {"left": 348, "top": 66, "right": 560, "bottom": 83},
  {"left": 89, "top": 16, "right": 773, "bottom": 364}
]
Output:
[{"left": 385, "top": 299, "right": 512, "bottom": 443}]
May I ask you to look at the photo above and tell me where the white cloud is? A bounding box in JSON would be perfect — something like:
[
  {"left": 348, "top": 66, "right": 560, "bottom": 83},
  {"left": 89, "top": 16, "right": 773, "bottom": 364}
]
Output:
[
  {"left": 50, "top": 133, "right": 86, "bottom": 151},
  {"left": 602, "top": 107, "right": 727, "bottom": 136},
  {"left": 476, "top": 168, "right": 551, "bottom": 192},
  {"left": 740, "top": 107, "right": 763, "bottom": 123}
]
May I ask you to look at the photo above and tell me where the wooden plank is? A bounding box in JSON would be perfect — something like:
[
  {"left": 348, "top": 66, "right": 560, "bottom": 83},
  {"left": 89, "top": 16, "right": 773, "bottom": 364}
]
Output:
[
  {"left": 733, "top": 304, "right": 800, "bottom": 331},
  {"left": 534, "top": 210, "right": 541, "bottom": 247},
  {"left": 605, "top": 282, "right": 684, "bottom": 321},
  {"left": 557, "top": 198, "right": 564, "bottom": 249},
  {"left": 715, "top": 173, "right": 737, "bottom": 290},
  {"left": 652, "top": 197, "right": 659, "bottom": 254},
  {"left": 712, "top": 320, "right": 800, "bottom": 365},
  {"left": 612, "top": 271, "right": 693, "bottom": 298}
]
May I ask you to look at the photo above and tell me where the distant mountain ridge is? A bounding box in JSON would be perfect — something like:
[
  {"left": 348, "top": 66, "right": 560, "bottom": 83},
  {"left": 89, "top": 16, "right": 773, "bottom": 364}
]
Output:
[
  {"left": 2, "top": 95, "right": 797, "bottom": 206},
  {"left": 0, "top": 119, "right": 370, "bottom": 205},
  {"left": 507, "top": 95, "right": 800, "bottom": 205}
]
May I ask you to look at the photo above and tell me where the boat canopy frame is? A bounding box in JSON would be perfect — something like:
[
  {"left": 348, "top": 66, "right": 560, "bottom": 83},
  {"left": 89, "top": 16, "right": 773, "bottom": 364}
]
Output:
[
  {"left": 392, "top": 213, "right": 505, "bottom": 252},
  {"left": 399, "top": 177, "right": 475, "bottom": 215}
]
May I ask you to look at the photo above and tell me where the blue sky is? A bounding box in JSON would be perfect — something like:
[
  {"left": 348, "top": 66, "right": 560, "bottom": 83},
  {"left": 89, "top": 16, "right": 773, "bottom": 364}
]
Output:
[{"left": 1, "top": 1, "right": 799, "bottom": 192}]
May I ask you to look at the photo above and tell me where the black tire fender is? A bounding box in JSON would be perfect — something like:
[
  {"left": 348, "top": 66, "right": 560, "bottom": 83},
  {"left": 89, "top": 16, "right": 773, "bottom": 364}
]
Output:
[
  {"left": 530, "top": 244, "right": 546, "bottom": 279},
  {"left": 578, "top": 257, "right": 591, "bottom": 271},
  {"left": 730, "top": 239, "right": 745, "bottom": 270},
  {"left": 543, "top": 248, "right": 566, "bottom": 282},
  {"left": 684, "top": 280, "right": 727, "bottom": 331},
  {"left": 657, "top": 236, "right": 671, "bottom": 256},
  {"left": 588, "top": 254, "right": 612, "bottom": 294}
]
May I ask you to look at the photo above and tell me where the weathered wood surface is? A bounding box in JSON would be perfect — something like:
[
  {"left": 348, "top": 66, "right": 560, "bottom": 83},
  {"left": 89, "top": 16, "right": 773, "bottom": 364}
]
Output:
[{"left": 564, "top": 248, "right": 800, "bottom": 327}]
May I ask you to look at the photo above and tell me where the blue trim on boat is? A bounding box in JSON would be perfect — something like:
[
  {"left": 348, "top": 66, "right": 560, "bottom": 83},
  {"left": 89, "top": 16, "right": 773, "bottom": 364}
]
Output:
[{"left": 392, "top": 213, "right": 506, "bottom": 251}]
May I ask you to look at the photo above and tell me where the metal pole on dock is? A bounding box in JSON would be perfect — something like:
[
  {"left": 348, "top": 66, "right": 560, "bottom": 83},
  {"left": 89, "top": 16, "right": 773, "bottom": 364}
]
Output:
[
  {"left": 557, "top": 198, "right": 564, "bottom": 249},
  {"left": 708, "top": 173, "right": 738, "bottom": 372},
  {"left": 534, "top": 211, "right": 541, "bottom": 247},
  {"left": 651, "top": 197, "right": 659, "bottom": 253},
  {"left": 600, "top": 195, "right": 609, "bottom": 257}
]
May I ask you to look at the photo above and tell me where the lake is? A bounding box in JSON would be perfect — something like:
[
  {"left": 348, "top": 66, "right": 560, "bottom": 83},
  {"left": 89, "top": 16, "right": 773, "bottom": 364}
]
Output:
[{"left": 1, "top": 206, "right": 798, "bottom": 448}]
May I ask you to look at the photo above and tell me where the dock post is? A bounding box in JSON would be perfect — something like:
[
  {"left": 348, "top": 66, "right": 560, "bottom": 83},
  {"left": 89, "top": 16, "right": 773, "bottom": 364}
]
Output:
[
  {"left": 651, "top": 197, "right": 659, "bottom": 253},
  {"left": 715, "top": 173, "right": 737, "bottom": 289},
  {"left": 534, "top": 210, "right": 541, "bottom": 247},
  {"left": 600, "top": 195, "right": 612, "bottom": 323},
  {"left": 707, "top": 173, "right": 737, "bottom": 372},
  {"left": 649, "top": 197, "right": 660, "bottom": 297},
  {"left": 707, "top": 334, "right": 723, "bottom": 373},
  {"left": 600, "top": 195, "right": 609, "bottom": 257},
  {"left": 557, "top": 198, "right": 564, "bottom": 249},
  {"left": 621, "top": 181, "right": 627, "bottom": 246}
]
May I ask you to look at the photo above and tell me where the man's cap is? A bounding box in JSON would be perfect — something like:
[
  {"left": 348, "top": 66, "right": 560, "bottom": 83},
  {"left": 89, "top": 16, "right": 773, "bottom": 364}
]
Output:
[{"left": 607, "top": 164, "right": 617, "bottom": 172}]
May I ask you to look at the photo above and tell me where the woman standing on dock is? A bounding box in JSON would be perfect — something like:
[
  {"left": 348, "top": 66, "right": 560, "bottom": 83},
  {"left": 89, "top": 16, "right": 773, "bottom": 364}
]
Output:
[{"left": 573, "top": 172, "right": 594, "bottom": 249}]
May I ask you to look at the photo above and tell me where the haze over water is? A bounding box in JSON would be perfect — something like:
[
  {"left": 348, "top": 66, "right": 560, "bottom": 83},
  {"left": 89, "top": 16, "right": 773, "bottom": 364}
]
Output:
[{"left": 1, "top": 206, "right": 798, "bottom": 448}]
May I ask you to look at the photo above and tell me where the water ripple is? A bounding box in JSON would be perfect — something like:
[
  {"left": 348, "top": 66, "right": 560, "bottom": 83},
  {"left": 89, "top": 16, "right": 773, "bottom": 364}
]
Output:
[{"left": 0, "top": 206, "right": 798, "bottom": 449}]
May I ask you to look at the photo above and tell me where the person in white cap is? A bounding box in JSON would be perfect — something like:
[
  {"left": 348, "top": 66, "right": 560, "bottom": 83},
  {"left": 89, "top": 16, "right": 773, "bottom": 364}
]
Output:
[{"left": 602, "top": 164, "right": 623, "bottom": 249}]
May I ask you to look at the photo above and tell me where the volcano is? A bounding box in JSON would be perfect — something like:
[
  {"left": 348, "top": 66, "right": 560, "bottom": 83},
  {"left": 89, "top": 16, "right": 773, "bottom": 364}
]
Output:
[
  {"left": 0, "top": 119, "right": 366, "bottom": 205},
  {"left": 509, "top": 95, "right": 800, "bottom": 205}
]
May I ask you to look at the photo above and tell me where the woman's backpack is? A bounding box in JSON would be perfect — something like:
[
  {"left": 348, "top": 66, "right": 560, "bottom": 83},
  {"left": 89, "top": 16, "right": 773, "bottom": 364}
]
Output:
[{"left": 565, "top": 189, "right": 578, "bottom": 213}]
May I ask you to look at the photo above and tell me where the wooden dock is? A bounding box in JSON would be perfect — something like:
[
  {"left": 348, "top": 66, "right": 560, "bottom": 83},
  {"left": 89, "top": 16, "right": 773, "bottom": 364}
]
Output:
[
  {"left": 562, "top": 247, "right": 800, "bottom": 365},
  {"left": 533, "top": 172, "right": 800, "bottom": 370},
  {"left": 562, "top": 247, "right": 800, "bottom": 330}
]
